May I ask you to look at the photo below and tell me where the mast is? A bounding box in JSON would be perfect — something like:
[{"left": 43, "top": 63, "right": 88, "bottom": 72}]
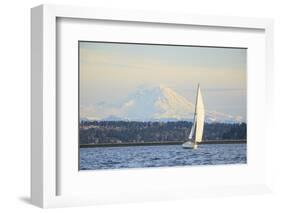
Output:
[
  {"left": 189, "top": 84, "right": 200, "bottom": 141},
  {"left": 194, "top": 84, "right": 200, "bottom": 115},
  {"left": 193, "top": 84, "right": 200, "bottom": 143}
]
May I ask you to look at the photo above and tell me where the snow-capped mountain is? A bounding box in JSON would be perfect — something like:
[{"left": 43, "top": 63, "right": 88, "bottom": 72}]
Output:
[{"left": 81, "top": 85, "right": 243, "bottom": 123}]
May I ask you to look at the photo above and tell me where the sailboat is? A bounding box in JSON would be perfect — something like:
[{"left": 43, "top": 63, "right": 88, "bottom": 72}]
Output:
[{"left": 182, "top": 84, "right": 205, "bottom": 149}]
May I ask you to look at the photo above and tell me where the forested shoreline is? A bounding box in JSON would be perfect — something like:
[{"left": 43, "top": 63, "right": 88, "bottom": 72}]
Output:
[{"left": 79, "top": 121, "right": 246, "bottom": 145}]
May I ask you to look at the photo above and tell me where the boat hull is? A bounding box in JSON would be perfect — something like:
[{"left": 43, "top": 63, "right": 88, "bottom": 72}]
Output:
[{"left": 182, "top": 141, "right": 198, "bottom": 149}]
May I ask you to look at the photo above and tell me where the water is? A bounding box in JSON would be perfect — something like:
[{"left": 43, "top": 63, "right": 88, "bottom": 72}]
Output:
[{"left": 80, "top": 144, "right": 247, "bottom": 170}]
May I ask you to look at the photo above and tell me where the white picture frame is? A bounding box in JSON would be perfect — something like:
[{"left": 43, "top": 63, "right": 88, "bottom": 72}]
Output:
[{"left": 31, "top": 4, "right": 274, "bottom": 208}]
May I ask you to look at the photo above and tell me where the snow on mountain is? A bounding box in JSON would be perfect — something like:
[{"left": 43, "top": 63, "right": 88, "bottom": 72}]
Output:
[
  {"left": 116, "top": 85, "right": 195, "bottom": 121},
  {"left": 205, "top": 110, "right": 243, "bottom": 123},
  {"left": 83, "top": 85, "right": 243, "bottom": 123}
]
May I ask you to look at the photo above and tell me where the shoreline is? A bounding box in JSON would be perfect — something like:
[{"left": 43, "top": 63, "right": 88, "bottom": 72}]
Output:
[{"left": 80, "top": 140, "right": 246, "bottom": 148}]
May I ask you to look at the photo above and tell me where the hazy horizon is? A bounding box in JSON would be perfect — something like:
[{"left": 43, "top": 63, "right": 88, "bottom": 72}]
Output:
[{"left": 79, "top": 41, "right": 247, "bottom": 122}]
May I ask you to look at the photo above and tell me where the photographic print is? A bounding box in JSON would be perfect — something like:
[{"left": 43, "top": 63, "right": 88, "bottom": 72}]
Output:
[{"left": 79, "top": 41, "right": 247, "bottom": 170}]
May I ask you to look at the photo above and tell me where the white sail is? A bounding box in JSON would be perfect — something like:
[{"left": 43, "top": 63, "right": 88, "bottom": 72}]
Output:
[
  {"left": 188, "top": 115, "right": 196, "bottom": 139},
  {"left": 195, "top": 85, "right": 205, "bottom": 142},
  {"left": 182, "top": 84, "right": 205, "bottom": 149}
]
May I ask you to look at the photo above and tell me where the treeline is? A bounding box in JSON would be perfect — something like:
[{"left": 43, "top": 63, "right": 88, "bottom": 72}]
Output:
[{"left": 79, "top": 121, "right": 247, "bottom": 144}]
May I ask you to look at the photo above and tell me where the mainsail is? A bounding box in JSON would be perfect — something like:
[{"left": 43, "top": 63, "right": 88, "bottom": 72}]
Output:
[
  {"left": 183, "top": 84, "right": 205, "bottom": 149},
  {"left": 194, "top": 85, "right": 205, "bottom": 142}
]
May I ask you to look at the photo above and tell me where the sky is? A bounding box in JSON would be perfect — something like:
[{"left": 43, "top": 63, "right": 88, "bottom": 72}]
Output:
[{"left": 79, "top": 41, "right": 247, "bottom": 121}]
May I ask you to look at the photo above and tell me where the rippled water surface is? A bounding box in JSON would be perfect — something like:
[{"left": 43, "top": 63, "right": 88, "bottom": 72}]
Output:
[{"left": 80, "top": 144, "right": 246, "bottom": 170}]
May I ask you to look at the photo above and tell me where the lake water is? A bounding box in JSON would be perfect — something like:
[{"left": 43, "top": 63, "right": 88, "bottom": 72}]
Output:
[{"left": 80, "top": 144, "right": 247, "bottom": 170}]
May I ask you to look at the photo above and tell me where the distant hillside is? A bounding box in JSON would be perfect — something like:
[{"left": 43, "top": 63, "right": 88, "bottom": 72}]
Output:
[
  {"left": 81, "top": 85, "right": 244, "bottom": 123},
  {"left": 79, "top": 121, "right": 246, "bottom": 145}
]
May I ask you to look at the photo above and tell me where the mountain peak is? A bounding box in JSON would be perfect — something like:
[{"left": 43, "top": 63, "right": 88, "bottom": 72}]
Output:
[{"left": 81, "top": 85, "right": 244, "bottom": 123}]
